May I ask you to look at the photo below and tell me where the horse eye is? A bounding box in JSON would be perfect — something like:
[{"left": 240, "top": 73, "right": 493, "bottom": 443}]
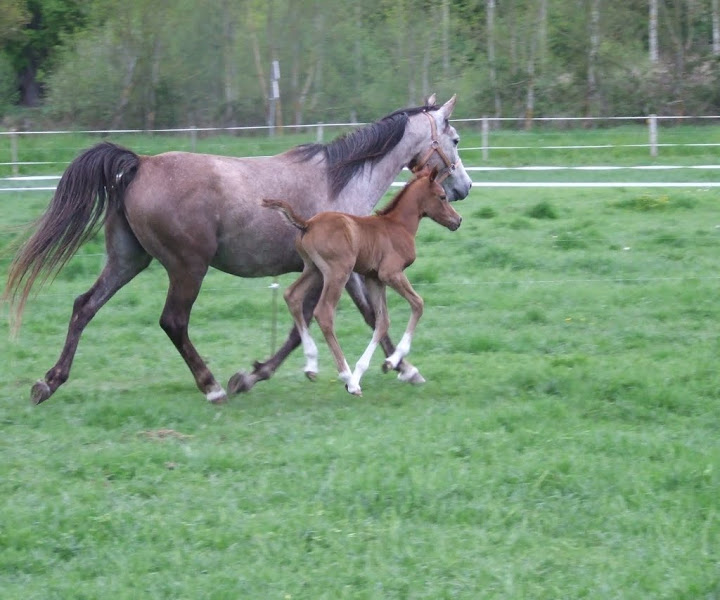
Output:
[
  {"left": 440, "top": 194, "right": 447, "bottom": 201},
  {"left": 453, "top": 138, "right": 460, "bottom": 147}
]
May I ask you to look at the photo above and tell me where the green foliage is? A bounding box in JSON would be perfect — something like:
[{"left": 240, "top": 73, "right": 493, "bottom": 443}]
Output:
[
  {"left": 0, "top": 52, "right": 19, "bottom": 115},
  {"left": 3, "top": 0, "right": 720, "bottom": 126}
]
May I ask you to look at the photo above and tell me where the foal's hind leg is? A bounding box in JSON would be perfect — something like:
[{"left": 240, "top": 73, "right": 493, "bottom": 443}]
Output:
[
  {"left": 314, "top": 270, "right": 355, "bottom": 392},
  {"left": 31, "top": 212, "right": 152, "bottom": 404},
  {"left": 347, "top": 278, "right": 389, "bottom": 395},
  {"left": 345, "top": 273, "right": 425, "bottom": 385},
  {"left": 228, "top": 275, "right": 323, "bottom": 393},
  {"left": 283, "top": 266, "right": 323, "bottom": 380}
]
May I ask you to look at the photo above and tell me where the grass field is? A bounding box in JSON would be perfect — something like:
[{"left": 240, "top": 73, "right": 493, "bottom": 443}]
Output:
[{"left": 1, "top": 126, "right": 720, "bottom": 598}]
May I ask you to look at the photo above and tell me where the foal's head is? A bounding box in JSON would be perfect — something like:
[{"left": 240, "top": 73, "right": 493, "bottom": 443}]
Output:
[{"left": 415, "top": 166, "right": 463, "bottom": 231}]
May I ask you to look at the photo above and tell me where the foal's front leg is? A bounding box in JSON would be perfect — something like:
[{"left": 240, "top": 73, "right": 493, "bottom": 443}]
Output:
[
  {"left": 382, "top": 273, "right": 424, "bottom": 374},
  {"left": 345, "top": 274, "right": 426, "bottom": 385}
]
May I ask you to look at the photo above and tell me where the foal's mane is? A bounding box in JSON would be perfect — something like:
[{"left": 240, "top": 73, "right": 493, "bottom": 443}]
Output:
[
  {"left": 289, "top": 103, "right": 438, "bottom": 199},
  {"left": 374, "top": 168, "right": 430, "bottom": 216}
]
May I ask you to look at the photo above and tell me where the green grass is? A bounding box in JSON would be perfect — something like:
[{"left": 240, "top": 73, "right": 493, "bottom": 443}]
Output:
[{"left": 1, "top": 130, "right": 720, "bottom": 598}]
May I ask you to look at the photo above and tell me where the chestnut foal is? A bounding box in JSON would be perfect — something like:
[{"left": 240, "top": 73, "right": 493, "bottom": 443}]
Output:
[{"left": 263, "top": 166, "right": 462, "bottom": 395}]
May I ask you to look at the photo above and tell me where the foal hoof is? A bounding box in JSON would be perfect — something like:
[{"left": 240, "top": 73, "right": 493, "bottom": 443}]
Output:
[
  {"left": 305, "top": 371, "right": 318, "bottom": 382},
  {"left": 381, "top": 360, "right": 394, "bottom": 374},
  {"left": 30, "top": 380, "right": 52, "bottom": 405},
  {"left": 398, "top": 366, "right": 426, "bottom": 385},
  {"left": 345, "top": 384, "right": 363, "bottom": 397},
  {"left": 228, "top": 371, "right": 253, "bottom": 394}
]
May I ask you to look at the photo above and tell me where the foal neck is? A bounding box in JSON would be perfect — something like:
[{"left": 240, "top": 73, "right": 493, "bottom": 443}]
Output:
[{"left": 381, "top": 188, "right": 426, "bottom": 237}]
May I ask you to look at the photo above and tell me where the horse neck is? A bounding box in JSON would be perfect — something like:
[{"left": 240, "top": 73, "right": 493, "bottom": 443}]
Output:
[
  {"left": 334, "top": 115, "right": 428, "bottom": 215},
  {"left": 383, "top": 190, "right": 425, "bottom": 237}
]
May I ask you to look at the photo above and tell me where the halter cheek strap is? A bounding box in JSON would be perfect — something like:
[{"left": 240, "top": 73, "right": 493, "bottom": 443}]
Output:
[{"left": 410, "top": 111, "right": 457, "bottom": 183}]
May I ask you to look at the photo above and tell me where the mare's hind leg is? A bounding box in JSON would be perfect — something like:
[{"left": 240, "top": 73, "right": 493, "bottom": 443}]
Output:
[
  {"left": 31, "top": 212, "right": 152, "bottom": 404},
  {"left": 345, "top": 273, "right": 425, "bottom": 385},
  {"left": 159, "top": 265, "right": 227, "bottom": 403}
]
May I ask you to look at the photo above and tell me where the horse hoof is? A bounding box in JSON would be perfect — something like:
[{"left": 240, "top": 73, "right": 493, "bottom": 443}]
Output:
[
  {"left": 228, "top": 371, "right": 253, "bottom": 394},
  {"left": 381, "top": 360, "right": 393, "bottom": 374},
  {"left": 398, "top": 366, "right": 426, "bottom": 385},
  {"left": 305, "top": 371, "right": 318, "bottom": 382},
  {"left": 30, "top": 380, "right": 52, "bottom": 405},
  {"left": 345, "top": 384, "right": 362, "bottom": 397},
  {"left": 206, "top": 388, "right": 228, "bottom": 404}
]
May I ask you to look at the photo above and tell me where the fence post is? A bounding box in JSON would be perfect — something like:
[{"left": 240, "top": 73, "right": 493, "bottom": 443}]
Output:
[
  {"left": 190, "top": 126, "right": 197, "bottom": 152},
  {"left": 648, "top": 114, "right": 658, "bottom": 157},
  {"left": 10, "top": 129, "right": 19, "bottom": 176},
  {"left": 481, "top": 116, "right": 489, "bottom": 161},
  {"left": 316, "top": 122, "right": 324, "bottom": 143}
]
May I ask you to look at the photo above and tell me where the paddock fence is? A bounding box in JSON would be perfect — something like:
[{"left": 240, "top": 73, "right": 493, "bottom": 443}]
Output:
[{"left": 1, "top": 113, "right": 719, "bottom": 329}]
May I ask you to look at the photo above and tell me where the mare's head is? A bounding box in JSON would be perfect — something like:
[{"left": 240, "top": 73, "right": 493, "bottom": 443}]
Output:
[
  {"left": 414, "top": 166, "right": 462, "bottom": 231},
  {"left": 409, "top": 94, "right": 473, "bottom": 202}
]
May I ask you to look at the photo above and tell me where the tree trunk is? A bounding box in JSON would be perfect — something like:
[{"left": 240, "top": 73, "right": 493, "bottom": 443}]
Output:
[
  {"left": 19, "top": 64, "right": 41, "bottom": 107},
  {"left": 145, "top": 36, "right": 162, "bottom": 130},
  {"left": 110, "top": 53, "right": 138, "bottom": 130},
  {"left": 222, "top": 0, "right": 238, "bottom": 126},
  {"left": 585, "top": 0, "right": 601, "bottom": 118},
  {"left": 442, "top": 0, "right": 449, "bottom": 76},
  {"left": 649, "top": 0, "right": 659, "bottom": 63},
  {"left": 486, "top": 0, "right": 501, "bottom": 118},
  {"left": 713, "top": 0, "right": 720, "bottom": 55}
]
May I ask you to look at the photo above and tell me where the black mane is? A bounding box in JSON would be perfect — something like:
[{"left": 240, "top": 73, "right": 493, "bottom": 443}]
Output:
[{"left": 289, "top": 103, "right": 438, "bottom": 199}]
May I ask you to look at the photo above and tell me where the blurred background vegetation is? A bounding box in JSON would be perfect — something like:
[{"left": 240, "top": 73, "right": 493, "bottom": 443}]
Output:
[{"left": 1, "top": 0, "right": 719, "bottom": 129}]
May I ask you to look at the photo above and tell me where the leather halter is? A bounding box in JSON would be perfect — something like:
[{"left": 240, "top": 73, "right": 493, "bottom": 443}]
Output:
[{"left": 410, "top": 111, "right": 457, "bottom": 183}]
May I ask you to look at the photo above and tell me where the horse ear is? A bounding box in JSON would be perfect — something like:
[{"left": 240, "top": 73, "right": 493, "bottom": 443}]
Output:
[
  {"left": 425, "top": 93, "right": 437, "bottom": 106},
  {"left": 438, "top": 94, "right": 457, "bottom": 119},
  {"left": 430, "top": 165, "right": 439, "bottom": 181}
]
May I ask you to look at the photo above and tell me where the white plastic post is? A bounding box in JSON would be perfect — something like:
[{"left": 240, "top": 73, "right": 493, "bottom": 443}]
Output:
[
  {"left": 649, "top": 114, "right": 658, "bottom": 157},
  {"left": 481, "top": 116, "right": 489, "bottom": 161}
]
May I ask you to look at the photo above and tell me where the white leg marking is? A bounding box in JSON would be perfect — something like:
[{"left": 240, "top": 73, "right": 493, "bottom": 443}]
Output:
[
  {"left": 299, "top": 327, "right": 319, "bottom": 375},
  {"left": 348, "top": 338, "right": 379, "bottom": 394},
  {"left": 397, "top": 365, "right": 423, "bottom": 383},
  {"left": 206, "top": 386, "right": 227, "bottom": 403},
  {"left": 386, "top": 332, "right": 413, "bottom": 370},
  {"left": 338, "top": 359, "right": 353, "bottom": 386}
]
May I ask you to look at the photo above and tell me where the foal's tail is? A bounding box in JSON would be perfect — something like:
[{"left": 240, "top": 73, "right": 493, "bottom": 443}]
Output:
[
  {"left": 262, "top": 198, "right": 309, "bottom": 232},
  {"left": 3, "top": 142, "right": 140, "bottom": 331}
]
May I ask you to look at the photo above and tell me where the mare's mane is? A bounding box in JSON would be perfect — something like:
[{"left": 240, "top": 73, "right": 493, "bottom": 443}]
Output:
[{"left": 289, "top": 103, "right": 438, "bottom": 199}]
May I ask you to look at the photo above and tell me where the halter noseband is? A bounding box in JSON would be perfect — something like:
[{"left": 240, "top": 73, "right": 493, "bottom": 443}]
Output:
[{"left": 410, "top": 111, "right": 457, "bottom": 183}]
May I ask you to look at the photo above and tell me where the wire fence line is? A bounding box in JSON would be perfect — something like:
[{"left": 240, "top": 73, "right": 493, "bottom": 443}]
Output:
[{"left": 5, "top": 274, "right": 718, "bottom": 307}]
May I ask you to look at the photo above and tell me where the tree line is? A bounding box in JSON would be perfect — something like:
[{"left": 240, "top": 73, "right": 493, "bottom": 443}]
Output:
[{"left": 1, "top": 0, "right": 719, "bottom": 129}]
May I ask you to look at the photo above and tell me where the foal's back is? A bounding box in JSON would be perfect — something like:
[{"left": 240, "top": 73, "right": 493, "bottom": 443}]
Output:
[{"left": 299, "top": 211, "right": 414, "bottom": 278}]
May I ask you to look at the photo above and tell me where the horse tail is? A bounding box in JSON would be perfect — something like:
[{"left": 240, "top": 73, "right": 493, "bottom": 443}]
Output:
[
  {"left": 262, "top": 198, "right": 309, "bottom": 232},
  {"left": 3, "top": 142, "right": 140, "bottom": 330}
]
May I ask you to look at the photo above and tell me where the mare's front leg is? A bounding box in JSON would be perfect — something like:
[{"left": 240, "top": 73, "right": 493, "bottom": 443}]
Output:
[
  {"left": 228, "top": 277, "right": 323, "bottom": 394},
  {"left": 381, "top": 273, "right": 424, "bottom": 374},
  {"left": 345, "top": 273, "right": 426, "bottom": 385},
  {"left": 160, "top": 264, "right": 227, "bottom": 403}
]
